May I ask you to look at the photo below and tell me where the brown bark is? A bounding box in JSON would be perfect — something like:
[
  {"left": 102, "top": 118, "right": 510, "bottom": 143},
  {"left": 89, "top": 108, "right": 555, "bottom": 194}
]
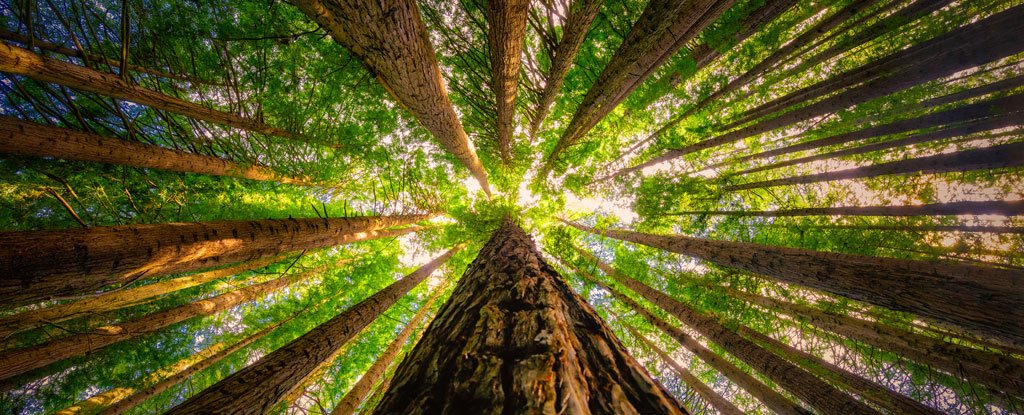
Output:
[
  {"left": 0, "top": 42, "right": 295, "bottom": 139},
  {"left": 662, "top": 200, "right": 1024, "bottom": 217},
  {"left": 0, "top": 261, "right": 328, "bottom": 383},
  {"left": 487, "top": 0, "right": 530, "bottom": 164},
  {"left": 330, "top": 285, "right": 442, "bottom": 415},
  {"left": 725, "top": 140, "right": 1024, "bottom": 191},
  {"left": 542, "top": 0, "right": 734, "bottom": 175},
  {"left": 795, "top": 223, "right": 1024, "bottom": 234},
  {"left": 164, "top": 246, "right": 462, "bottom": 414},
  {"left": 291, "top": 0, "right": 491, "bottom": 194},
  {"left": 0, "top": 255, "right": 288, "bottom": 338},
  {"left": 528, "top": 0, "right": 603, "bottom": 139},
  {"left": 372, "top": 220, "right": 686, "bottom": 414},
  {"left": 573, "top": 246, "right": 878, "bottom": 415},
  {"left": 622, "top": 324, "right": 744, "bottom": 415},
  {"left": 0, "top": 214, "right": 431, "bottom": 308},
  {"left": 726, "top": 288, "right": 1024, "bottom": 398},
  {"left": 562, "top": 219, "right": 1024, "bottom": 347},
  {"left": 0, "top": 116, "right": 311, "bottom": 185}
]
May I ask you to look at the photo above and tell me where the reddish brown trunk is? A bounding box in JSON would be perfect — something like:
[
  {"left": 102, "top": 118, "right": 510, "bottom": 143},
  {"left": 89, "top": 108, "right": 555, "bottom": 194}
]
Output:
[
  {"left": 487, "top": 0, "right": 530, "bottom": 164},
  {"left": 563, "top": 218, "right": 1024, "bottom": 348},
  {"left": 291, "top": 0, "right": 491, "bottom": 194},
  {"left": 0, "top": 214, "right": 430, "bottom": 308},
  {"left": 662, "top": 200, "right": 1024, "bottom": 217},
  {"left": 372, "top": 220, "right": 686, "bottom": 414},
  {"left": 165, "top": 246, "right": 461, "bottom": 414}
]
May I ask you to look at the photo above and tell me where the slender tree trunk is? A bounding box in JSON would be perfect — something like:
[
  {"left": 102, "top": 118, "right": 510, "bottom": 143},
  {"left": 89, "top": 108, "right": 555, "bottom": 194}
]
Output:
[
  {"left": 661, "top": 200, "right": 1024, "bottom": 217},
  {"left": 0, "top": 42, "right": 294, "bottom": 139},
  {"left": 372, "top": 220, "right": 686, "bottom": 414},
  {"left": 725, "top": 140, "right": 1024, "bottom": 191},
  {"left": 487, "top": 0, "right": 530, "bottom": 165},
  {"left": 0, "top": 214, "right": 431, "bottom": 308},
  {"left": 0, "top": 117, "right": 311, "bottom": 185},
  {"left": 165, "top": 246, "right": 462, "bottom": 414},
  {"left": 330, "top": 285, "right": 442, "bottom": 415},
  {"left": 562, "top": 219, "right": 1024, "bottom": 347},
  {"left": 795, "top": 223, "right": 1024, "bottom": 234},
  {"left": 0, "top": 260, "right": 330, "bottom": 383},
  {"left": 528, "top": 0, "right": 602, "bottom": 139},
  {"left": 726, "top": 288, "right": 1024, "bottom": 398},
  {"left": 542, "top": 0, "right": 734, "bottom": 176},
  {"left": 573, "top": 246, "right": 879, "bottom": 415},
  {"left": 622, "top": 324, "right": 744, "bottom": 415},
  {"left": 923, "top": 74, "right": 1024, "bottom": 108},
  {"left": 291, "top": 0, "right": 491, "bottom": 194},
  {"left": 0, "top": 255, "right": 289, "bottom": 338}
]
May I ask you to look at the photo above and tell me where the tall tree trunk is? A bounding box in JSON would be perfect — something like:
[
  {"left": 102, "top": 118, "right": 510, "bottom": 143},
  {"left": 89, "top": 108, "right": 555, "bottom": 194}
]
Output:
[
  {"left": 165, "top": 246, "right": 462, "bottom": 414},
  {"left": 0, "top": 42, "right": 295, "bottom": 139},
  {"left": 0, "top": 117, "right": 311, "bottom": 185},
  {"left": 0, "top": 260, "right": 332, "bottom": 383},
  {"left": 794, "top": 223, "right": 1024, "bottom": 234},
  {"left": 566, "top": 260, "right": 808, "bottom": 415},
  {"left": 290, "top": 0, "right": 491, "bottom": 194},
  {"left": 562, "top": 219, "right": 1024, "bottom": 347},
  {"left": 661, "top": 200, "right": 1024, "bottom": 217},
  {"left": 0, "top": 213, "right": 431, "bottom": 308},
  {"left": 622, "top": 324, "right": 744, "bottom": 415},
  {"left": 372, "top": 220, "right": 686, "bottom": 414},
  {"left": 330, "top": 284, "right": 443, "bottom": 415},
  {"left": 528, "top": 0, "right": 602, "bottom": 139},
  {"left": 486, "top": 0, "right": 530, "bottom": 165},
  {"left": 726, "top": 287, "right": 1024, "bottom": 398},
  {"left": 542, "top": 0, "right": 734, "bottom": 176},
  {"left": 573, "top": 246, "right": 879, "bottom": 415},
  {"left": 725, "top": 140, "right": 1024, "bottom": 191},
  {"left": 0, "top": 255, "right": 289, "bottom": 338}
]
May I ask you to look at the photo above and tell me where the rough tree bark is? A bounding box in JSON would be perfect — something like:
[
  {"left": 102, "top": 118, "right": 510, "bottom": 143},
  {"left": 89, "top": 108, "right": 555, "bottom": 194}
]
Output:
[
  {"left": 164, "top": 246, "right": 462, "bottom": 414},
  {"left": 661, "top": 200, "right": 1024, "bottom": 217},
  {"left": 0, "top": 117, "right": 310, "bottom": 185},
  {"left": 0, "top": 42, "right": 294, "bottom": 139},
  {"left": 290, "top": 0, "right": 491, "bottom": 194},
  {"left": 486, "top": 0, "right": 530, "bottom": 164},
  {"left": 562, "top": 219, "right": 1024, "bottom": 347},
  {"left": 372, "top": 220, "right": 686, "bottom": 414},
  {"left": 0, "top": 214, "right": 431, "bottom": 308},
  {"left": 573, "top": 246, "right": 878, "bottom": 415}
]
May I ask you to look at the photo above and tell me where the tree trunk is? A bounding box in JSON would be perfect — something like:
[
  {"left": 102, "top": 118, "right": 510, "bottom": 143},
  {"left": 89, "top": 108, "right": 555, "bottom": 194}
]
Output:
[
  {"left": 622, "top": 324, "right": 745, "bottom": 415},
  {"left": 662, "top": 200, "right": 1024, "bottom": 217},
  {"left": 725, "top": 140, "right": 1024, "bottom": 191},
  {"left": 573, "top": 246, "right": 879, "bottom": 415},
  {"left": 486, "top": 0, "right": 530, "bottom": 165},
  {"left": 542, "top": 0, "right": 734, "bottom": 176},
  {"left": 372, "top": 220, "right": 686, "bottom": 414},
  {"left": 330, "top": 285, "right": 443, "bottom": 415},
  {"left": 164, "top": 246, "right": 462, "bottom": 414},
  {"left": 0, "top": 117, "right": 311, "bottom": 185},
  {"left": 0, "top": 214, "right": 431, "bottom": 308},
  {"left": 0, "top": 260, "right": 330, "bottom": 383},
  {"left": 528, "top": 0, "right": 603, "bottom": 139},
  {"left": 0, "top": 255, "right": 289, "bottom": 338},
  {"left": 795, "top": 223, "right": 1024, "bottom": 234},
  {"left": 0, "top": 42, "right": 294, "bottom": 139},
  {"left": 726, "top": 288, "right": 1024, "bottom": 398},
  {"left": 562, "top": 218, "right": 1024, "bottom": 347},
  {"left": 290, "top": 0, "right": 491, "bottom": 194}
]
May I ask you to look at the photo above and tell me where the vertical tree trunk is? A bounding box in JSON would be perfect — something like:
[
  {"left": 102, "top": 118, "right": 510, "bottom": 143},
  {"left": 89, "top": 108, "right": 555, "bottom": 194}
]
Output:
[
  {"left": 0, "top": 117, "right": 311, "bottom": 184},
  {"left": 290, "top": 0, "right": 491, "bottom": 194},
  {"left": 562, "top": 219, "right": 1024, "bottom": 346},
  {"left": 372, "top": 220, "right": 686, "bottom": 414},
  {"left": 164, "top": 246, "right": 462, "bottom": 414},
  {"left": 662, "top": 200, "right": 1024, "bottom": 217},
  {"left": 573, "top": 246, "right": 879, "bottom": 415},
  {"left": 0, "top": 42, "right": 294, "bottom": 139},
  {"left": 0, "top": 214, "right": 431, "bottom": 308},
  {"left": 622, "top": 324, "right": 744, "bottom": 415},
  {"left": 486, "top": 0, "right": 530, "bottom": 164},
  {"left": 330, "top": 284, "right": 443, "bottom": 415},
  {"left": 528, "top": 0, "right": 603, "bottom": 139}
]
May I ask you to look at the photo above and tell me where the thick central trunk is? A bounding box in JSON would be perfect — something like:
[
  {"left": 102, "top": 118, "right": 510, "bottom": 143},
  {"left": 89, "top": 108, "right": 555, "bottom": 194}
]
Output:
[{"left": 372, "top": 220, "right": 685, "bottom": 414}]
